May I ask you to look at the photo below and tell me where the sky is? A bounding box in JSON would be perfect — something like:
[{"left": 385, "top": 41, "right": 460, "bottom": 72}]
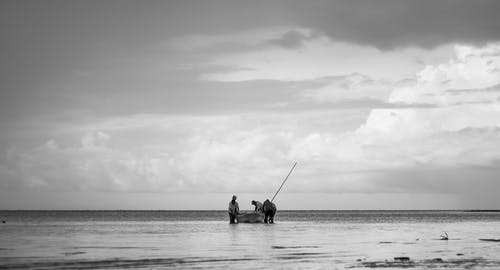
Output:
[{"left": 1, "top": 0, "right": 500, "bottom": 210}]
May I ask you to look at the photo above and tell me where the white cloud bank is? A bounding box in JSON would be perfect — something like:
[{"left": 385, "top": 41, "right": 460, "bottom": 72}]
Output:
[
  {"left": 389, "top": 44, "right": 500, "bottom": 106},
  {"left": 2, "top": 43, "right": 500, "bottom": 205}
]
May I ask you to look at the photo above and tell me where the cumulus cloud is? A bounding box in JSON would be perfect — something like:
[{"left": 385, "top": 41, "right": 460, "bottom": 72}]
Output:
[
  {"left": 349, "top": 44, "right": 500, "bottom": 193},
  {"left": 4, "top": 103, "right": 500, "bottom": 196},
  {"left": 0, "top": 113, "right": 355, "bottom": 193},
  {"left": 5, "top": 42, "right": 500, "bottom": 196},
  {"left": 2, "top": 132, "right": 175, "bottom": 192},
  {"left": 357, "top": 109, "right": 500, "bottom": 166},
  {"left": 2, "top": 41, "right": 500, "bottom": 199},
  {"left": 389, "top": 44, "right": 500, "bottom": 106}
]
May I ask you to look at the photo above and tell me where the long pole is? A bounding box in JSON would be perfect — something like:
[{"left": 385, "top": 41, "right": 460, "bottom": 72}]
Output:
[{"left": 271, "top": 162, "right": 297, "bottom": 203}]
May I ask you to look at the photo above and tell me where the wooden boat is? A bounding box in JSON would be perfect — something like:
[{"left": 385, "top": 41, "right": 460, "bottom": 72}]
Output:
[{"left": 237, "top": 212, "right": 264, "bottom": 223}]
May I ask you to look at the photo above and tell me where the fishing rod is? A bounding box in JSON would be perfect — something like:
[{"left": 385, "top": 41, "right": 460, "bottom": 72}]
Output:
[{"left": 271, "top": 162, "right": 297, "bottom": 203}]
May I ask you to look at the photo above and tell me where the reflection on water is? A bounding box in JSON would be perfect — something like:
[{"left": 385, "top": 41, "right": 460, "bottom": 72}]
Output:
[{"left": 1, "top": 211, "right": 500, "bottom": 269}]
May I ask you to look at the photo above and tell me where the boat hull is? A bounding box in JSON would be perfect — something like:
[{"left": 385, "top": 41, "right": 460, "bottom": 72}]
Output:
[{"left": 237, "top": 212, "right": 264, "bottom": 223}]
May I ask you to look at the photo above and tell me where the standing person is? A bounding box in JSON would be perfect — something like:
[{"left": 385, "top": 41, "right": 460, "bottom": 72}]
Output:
[
  {"left": 262, "top": 199, "right": 277, "bottom": 224},
  {"left": 251, "top": 200, "right": 263, "bottom": 213},
  {"left": 228, "top": 195, "right": 239, "bottom": 224}
]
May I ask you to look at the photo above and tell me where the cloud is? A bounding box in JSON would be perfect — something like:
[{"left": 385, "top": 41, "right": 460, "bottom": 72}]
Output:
[
  {"left": 201, "top": 37, "right": 437, "bottom": 82},
  {"left": 266, "top": 29, "right": 321, "bottom": 49},
  {"left": 288, "top": 0, "right": 500, "bottom": 49},
  {"left": 2, "top": 41, "right": 500, "bottom": 200},
  {"left": 298, "top": 73, "right": 398, "bottom": 104},
  {"left": 4, "top": 103, "right": 500, "bottom": 196},
  {"left": 367, "top": 164, "right": 500, "bottom": 196},
  {"left": 357, "top": 110, "right": 500, "bottom": 166},
  {"left": 0, "top": 113, "right": 355, "bottom": 193},
  {"left": 2, "top": 132, "right": 174, "bottom": 192},
  {"left": 389, "top": 44, "right": 500, "bottom": 106},
  {"left": 4, "top": 41, "right": 500, "bottom": 195},
  {"left": 341, "top": 43, "right": 500, "bottom": 195},
  {"left": 168, "top": 27, "right": 318, "bottom": 52},
  {"left": 156, "top": 1, "right": 500, "bottom": 51}
]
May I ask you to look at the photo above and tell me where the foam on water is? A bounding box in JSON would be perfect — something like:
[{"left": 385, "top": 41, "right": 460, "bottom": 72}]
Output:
[{"left": 1, "top": 210, "right": 500, "bottom": 269}]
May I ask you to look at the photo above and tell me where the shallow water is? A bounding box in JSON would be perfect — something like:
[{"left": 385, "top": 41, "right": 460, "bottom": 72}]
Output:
[{"left": 1, "top": 211, "right": 500, "bottom": 269}]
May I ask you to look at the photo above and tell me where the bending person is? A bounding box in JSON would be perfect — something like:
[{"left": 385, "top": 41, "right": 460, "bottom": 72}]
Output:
[
  {"left": 251, "top": 200, "right": 263, "bottom": 213},
  {"left": 262, "top": 199, "right": 277, "bottom": 224}
]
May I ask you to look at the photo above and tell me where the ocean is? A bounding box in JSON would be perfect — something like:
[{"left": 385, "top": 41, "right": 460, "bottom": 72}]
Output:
[{"left": 1, "top": 210, "right": 500, "bottom": 269}]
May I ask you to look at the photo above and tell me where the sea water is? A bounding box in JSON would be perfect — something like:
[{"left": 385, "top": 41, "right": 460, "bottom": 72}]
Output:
[{"left": 1, "top": 211, "right": 500, "bottom": 269}]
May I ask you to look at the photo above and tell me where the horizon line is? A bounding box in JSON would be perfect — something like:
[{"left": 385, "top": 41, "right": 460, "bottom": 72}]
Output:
[{"left": 1, "top": 209, "right": 499, "bottom": 212}]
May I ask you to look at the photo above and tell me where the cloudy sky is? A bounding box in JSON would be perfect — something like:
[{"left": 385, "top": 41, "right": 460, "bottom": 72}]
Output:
[{"left": 1, "top": 0, "right": 500, "bottom": 210}]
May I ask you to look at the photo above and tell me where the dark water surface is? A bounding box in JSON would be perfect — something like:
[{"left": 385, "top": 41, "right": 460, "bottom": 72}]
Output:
[{"left": 1, "top": 210, "right": 500, "bottom": 269}]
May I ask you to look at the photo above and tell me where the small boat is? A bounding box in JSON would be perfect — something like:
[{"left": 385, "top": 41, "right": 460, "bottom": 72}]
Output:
[{"left": 237, "top": 212, "right": 264, "bottom": 223}]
